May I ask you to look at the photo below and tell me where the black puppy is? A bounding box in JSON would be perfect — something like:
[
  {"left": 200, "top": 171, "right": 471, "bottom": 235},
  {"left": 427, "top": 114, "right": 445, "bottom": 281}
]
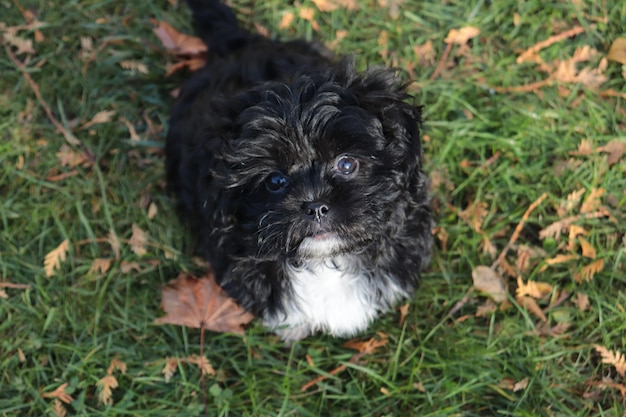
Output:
[{"left": 166, "top": 0, "right": 433, "bottom": 340}]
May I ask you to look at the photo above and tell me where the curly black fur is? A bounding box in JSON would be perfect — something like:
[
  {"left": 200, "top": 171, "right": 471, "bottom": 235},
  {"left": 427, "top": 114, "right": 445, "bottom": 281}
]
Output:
[{"left": 166, "top": 0, "right": 433, "bottom": 340}]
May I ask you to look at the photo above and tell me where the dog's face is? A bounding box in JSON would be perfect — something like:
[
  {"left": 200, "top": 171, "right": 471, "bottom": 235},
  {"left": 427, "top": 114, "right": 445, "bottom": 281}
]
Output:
[{"left": 211, "top": 71, "right": 424, "bottom": 263}]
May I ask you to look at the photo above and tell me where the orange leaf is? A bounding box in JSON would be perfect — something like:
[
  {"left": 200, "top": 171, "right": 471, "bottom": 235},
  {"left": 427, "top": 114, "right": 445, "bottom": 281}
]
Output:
[
  {"left": 155, "top": 272, "right": 255, "bottom": 334},
  {"left": 579, "top": 259, "right": 604, "bottom": 282},
  {"left": 597, "top": 140, "right": 625, "bottom": 165},
  {"left": 580, "top": 188, "right": 605, "bottom": 214},
  {"left": 343, "top": 334, "right": 389, "bottom": 355},
  {"left": 151, "top": 19, "right": 207, "bottom": 56},
  {"left": 578, "top": 236, "right": 597, "bottom": 259},
  {"left": 97, "top": 375, "right": 118, "bottom": 406}
]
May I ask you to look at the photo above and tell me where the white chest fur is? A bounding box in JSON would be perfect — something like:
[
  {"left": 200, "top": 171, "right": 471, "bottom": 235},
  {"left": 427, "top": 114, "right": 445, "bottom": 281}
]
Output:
[{"left": 264, "top": 257, "right": 406, "bottom": 340}]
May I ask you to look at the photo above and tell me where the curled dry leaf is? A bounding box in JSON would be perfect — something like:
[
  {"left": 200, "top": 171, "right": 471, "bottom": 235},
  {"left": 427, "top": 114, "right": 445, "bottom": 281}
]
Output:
[
  {"left": 42, "top": 382, "right": 74, "bottom": 404},
  {"left": 472, "top": 266, "right": 508, "bottom": 303},
  {"left": 155, "top": 272, "right": 255, "bottom": 334},
  {"left": 594, "top": 345, "right": 626, "bottom": 378},
  {"left": 129, "top": 224, "right": 148, "bottom": 256},
  {"left": 516, "top": 277, "right": 553, "bottom": 299}
]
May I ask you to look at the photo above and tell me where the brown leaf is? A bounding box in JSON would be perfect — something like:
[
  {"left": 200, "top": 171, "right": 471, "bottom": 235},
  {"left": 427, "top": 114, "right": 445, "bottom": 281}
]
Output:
[
  {"left": 516, "top": 26, "right": 585, "bottom": 64},
  {"left": 278, "top": 11, "right": 295, "bottom": 29},
  {"left": 155, "top": 272, "right": 255, "bottom": 334},
  {"left": 579, "top": 259, "right": 604, "bottom": 282},
  {"left": 516, "top": 277, "right": 553, "bottom": 299},
  {"left": 151, "top": 19, "right": 207, "bottom": 56},
  {"left": 573, "top": 292, "right": 590, "bottom": 312},
  {"left": 107, "top": 357, "right": 127, "bottom": 375},
  {"left": 186, "top": 354, "right": 216, "bottom": 376},
  {"left": 472, "top": 266, "right": 508, "bottom": 303},
  {"left": 343, "top": 334, "right": 389, "bottom": 355},
  {"left": 459, "top": 200, "right": 488, "bottom": 233},
  {"left": 398, "top": 303, "right": 409, "bottom": 326},
  {"left": 538, "top": 254, "right": 579, "bottom": 272},
  {"left": 578, "top": 236, "right": 597, "bottom": 259},
  {"left": 129, "top": 224, "right": 148, "bottom": 256},
  {"left": 311, "top": 0, "right": 358, "bottom": 11},
  {"left": 162, "top": 357, "right": 179, "bottom": 382},
  {"left": 88, "top": 258, "right": 112, "bottom": 275},
  {"left": 82, "top": 110, "right": 115, "bottom": 129},
  {"left": 56, "top": 144, "right": 92, "bottom": 168},
  {"left": 569, "top": 139, "right": 594, "bottom": 156},
  {"left": 597, "top": 140, "right": 625, "bottom": 165},
  {"left": 444, "top": 26, "right": 480, "bottom": 45},
  {"left": 42, "top": 382, "right": 74, "bottom": 404},
  {"left": 97, "top": 375, "right": 118, "bottom": 405},
  {"left": 580, "top": 188, "right": 605, "bottom": 214},
  {"left": 517, "top": 295, "right": 547, "bottom": 322},
  {"left": 594, "top": 345, "right": 626, "bottom": 378},
  {"left": 51, "top": 399, "right": 67, "bottom": 417},
  {"left": 413, "top": 40, "right": 435, "bottom": 66},
  {"left": 3, "top": 33, "right": 35, "bottom": 55},
  {"left": 607, "top": 38, "right": 626, "bottom": 65},
  {"left": 44, "top": 239, "right": 69, "bottom": 277}
]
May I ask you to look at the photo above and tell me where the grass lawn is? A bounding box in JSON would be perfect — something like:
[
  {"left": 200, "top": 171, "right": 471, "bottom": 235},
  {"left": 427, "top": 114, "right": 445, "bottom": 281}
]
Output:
[{"left": 1, "top": 0, "right": 625, "bottom": 416}]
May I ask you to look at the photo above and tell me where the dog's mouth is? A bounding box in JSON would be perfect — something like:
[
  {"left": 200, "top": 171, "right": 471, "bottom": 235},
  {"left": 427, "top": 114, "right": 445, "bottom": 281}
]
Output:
[{"left": 297, "top": 230, "right": 343, "bottom": 259}]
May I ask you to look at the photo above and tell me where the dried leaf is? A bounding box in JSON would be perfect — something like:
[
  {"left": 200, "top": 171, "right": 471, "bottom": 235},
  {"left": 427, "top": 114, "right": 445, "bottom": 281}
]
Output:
[
  {"left": 3, "top": 33, "right": 35, "bottom": 55},
  {"left": 398, "top": 303, "right": 409, "bottom": 326},
  {"left": 517, "top": 295, "right": 547, "bottom": 322},
  {"left": 569, "top": 139, "right": 594, "bottom": 156},
  {"left": 155, "top": 272, "right": 255, "bottom": 334},
  {"left": 152, "top": 19, "right": 207, "bottom": 56},
  {"left": 88, "top": 258, "right": 112, "bottom": 275},
  {"left": 578, "top": 236, "right": 597, "bottom": 259},
  {"left": 516, "top": 26, "right": 585, "bottom": 64},
  {"left": 278, "top": 11, "right": 295, "bottom": 29},
  {"left": 459, "top": 200, "right": 488, "bottom": 233},
  {"left": 607, "top": 38, "right": 626, "bottom": 65},
  {"left": 162, "top": 357, "right": 179, "bottom": 382},
  {"left": 82, "top": 110, "right": 115, "bottom": 129},
  {"left": 186, "top": 354, "right": 216, "bottom": 376},
  {"left": 343, "top": 334, "right": 389, "bottom": 355},
  {"left": 580, "top": 188, "right": 605, "bottom": 214},
  {"left": 129, "top": 224, "right": 148, "bottom": 256},
  {"left": 597, "top": 140, "right": 625, "bottom": 165},
  {"left": 119, "top": 116, "right": 141, "bottom": 141},
  {"left": 594, "top": 345, "right": 626, "bottom": 378},
  {"left": 311, "top": 0, "right": 358, "bottom": 11},
  {"left": 147, "top": 202, "right": 158, "bottom": 220},
  {"left": 119, "top": 60, "right": 148, "bottom": 74},
  {"left": 413, "top": 40, "right": 435, "bottom": 66},
  {"left": 580, "top": 259, "right": 604, "bottom": 282},
  {"left": 539, "top": 254, "right": 578, "bottom": 272},
  {"left": 567, "top": 224, "right": 588, "bottom": 251},
  {"left": 472, "top": 266, "right": 508, "bottom": 303},
  {"left": 108, "top": 229, "right": 121, "bottom": 259},
  {"left": 56, "top": 144, "right": 91, "bottom": 168},
  {"left": 298, "top": 7, "right": 320, "bottom": 31},
  {"left": 513, "top": 377, "right": 529, "bottom": 392},
  {"left": 44, "top": 239, "right": 69, "bottom": 277},
  {"left": 516, "top": 277, "right": 553, "bottom": 299},
  {"left": 97, "top": 375, "right": 118, "bottom": 405},
  {"left": 444, "top": 26, "right": 480, "bottom": 45},
  {"left": 42, "top": 382, "right": 74, "bottom": 404},
  {"left": 574, "top": 292, "right": 590, "bottom": 312},
  {"left": 107, "top": 357, "right": 127, "bottom": 375},
  {"left": 51, "top": 400, "right": 67, "bottom": 417}
]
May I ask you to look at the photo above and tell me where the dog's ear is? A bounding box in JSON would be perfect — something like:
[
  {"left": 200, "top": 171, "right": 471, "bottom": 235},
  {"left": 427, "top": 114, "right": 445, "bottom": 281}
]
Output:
[{"left": 346, "top": 68, "right": 423, "bottom": 177}]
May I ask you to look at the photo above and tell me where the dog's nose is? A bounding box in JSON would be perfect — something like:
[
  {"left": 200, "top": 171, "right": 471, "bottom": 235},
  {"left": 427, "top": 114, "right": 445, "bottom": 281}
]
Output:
[{"left": 302, "top": 201, "right": 330, "bottom": 222}]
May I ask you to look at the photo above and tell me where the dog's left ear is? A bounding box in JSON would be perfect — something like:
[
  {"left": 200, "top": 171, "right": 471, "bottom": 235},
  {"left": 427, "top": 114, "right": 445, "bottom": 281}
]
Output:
[{"left": 347, "top": 68, "right": 423, "bottom": 175}]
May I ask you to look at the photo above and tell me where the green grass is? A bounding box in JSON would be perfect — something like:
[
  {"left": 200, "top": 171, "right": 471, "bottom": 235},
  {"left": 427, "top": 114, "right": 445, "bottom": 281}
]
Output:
[{"left": 1, "top": 0, "right": 625, "bottom": 416}]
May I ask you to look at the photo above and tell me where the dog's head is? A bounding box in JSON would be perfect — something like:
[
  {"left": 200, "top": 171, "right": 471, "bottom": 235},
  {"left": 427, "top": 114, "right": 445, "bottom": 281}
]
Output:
[{"left": 208, "top": 67, "right": 426, "bottom": 263}]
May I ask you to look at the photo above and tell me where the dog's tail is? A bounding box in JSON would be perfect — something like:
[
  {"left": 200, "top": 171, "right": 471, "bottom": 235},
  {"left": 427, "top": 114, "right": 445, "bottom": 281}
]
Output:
[{"left": 185, "top": 0, "right": 255, "bottom": 56}]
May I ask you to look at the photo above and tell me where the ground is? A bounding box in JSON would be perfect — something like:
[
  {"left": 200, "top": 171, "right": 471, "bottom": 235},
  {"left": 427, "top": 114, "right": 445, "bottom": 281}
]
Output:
[{"left": 1, "top": 0, "right": 625, "bottom": 416}]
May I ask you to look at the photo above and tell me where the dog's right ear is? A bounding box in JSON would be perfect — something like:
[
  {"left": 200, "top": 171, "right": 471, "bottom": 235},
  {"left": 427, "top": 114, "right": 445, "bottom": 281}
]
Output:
[{"left": 345, "top": 68, "right": 424, "bottom": 177}]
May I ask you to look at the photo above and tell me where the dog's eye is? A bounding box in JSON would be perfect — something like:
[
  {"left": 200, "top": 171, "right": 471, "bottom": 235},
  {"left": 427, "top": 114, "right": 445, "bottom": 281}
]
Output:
[
  {"left": 335, "top": 156, "right": 359, "bottom": 176},
  {"left": 265, "top": 172, "right": 290, "bottom": 192}
]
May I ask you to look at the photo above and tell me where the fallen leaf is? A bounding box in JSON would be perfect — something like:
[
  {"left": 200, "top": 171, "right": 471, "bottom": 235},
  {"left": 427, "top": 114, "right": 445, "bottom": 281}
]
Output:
[
  {"left": 578, "top": 236, "right": 597, "bottom": 259},
  {"left": 88, "top": 258, "right": 112, "bottom": 275},
  {"left": 343, "top": 334, "right": 389, "bottom": 354},
  {"left": 574, "top": 292, "right": 590, "bottom": 311},
  {"left": 398, "top": 303, "right": 409, "bottom": 326},
  {"left": 162, "top": 357, "right": 179, "bottom": 382},
  {"left": 579, "top": 259, "right": 604, "bottom": 282},
  {"left": 444, "top": 26, "right": 480, "bottom": 45},
  {"left": 147, "top": 202, "right": 158, "bottom": 219},
  {"left": 44, "top": 239, "right": 69, "bottom": 277},
  {"left": 472, "top": 266, "right": 508, "bottom": 303},
  {"left": 459, "top": 200, "right": 488, "bottom": 233},
  {"left": 569, "top": 139, "right": 594, "bottom": 156},
  {"left": 298, "top": 7, "right": 320, "bottom": 31},
  {"left": 539, "top": 254, "right": 579, "bottom": 272},
  {"left": 56, "top": 144, "right": 92, "bottom": 168},
  {"left": 580, "top": 188, "right": 605, "bottom": 214},
  {"left": 82, "top": 110, "right": 115, "bottom": 130},
  {"left": 42, "top": 382, "right": 74, "bottom": 404},
  {"left": 513, "top": 377, "right": 529, "bottom": 392},
  {"left": 186, "top": 354, "right": 216, "bottom": 376},
  {"left": 517, "top": 295, "right": 547, "bottom": 322},
  {"left": 278, "top": 11, "right": 295, "bottom": 29},
  {"left": 151, "top": 19, "right": 207, "bottom": 56},
  {"left": 119, "top": 116, "right": 141, "bottom": 141},
  {"left": 567, "top": 224, "right": 588, "bottom": 250},
  {"left": 3, "top": 33, "right": 35, "bottom": 55},
  {"left": 119, "top": 60, "right": 148, "bottom": 74},
  {"left": 597, "top": 140, "right": 625, "bottom": 165},
  {"left": 107, "top": 357, "right": 127, "bottom": 375},
  {"left": 516, "top": 277, "right": 553, "bottom": 299},
  {"left": 155, "top": 272, "right": 255, "bottom": 334},
  {"left": 97, "top": 375, "right": 118, "bottom": 405},
  {"left": 107, "top": 229, "right": 121, "bottom": 259},
  {"left": 607, "top": 37, "right": 626, "bottom": 65},
  {"left": 594, "top": 345, "right": 626, "bottom": 378},
  {"left": 413, "top": 40, "right": 435, "bottom": 66},
  {"left": 516, "top": 26, "right": 585, "bottom": 64},
  {"left": 51, "top": 400, "right": 67, "bottom": 417},
  {"left": 129, "top": 224, "right": 148, "bottom": 256}
]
